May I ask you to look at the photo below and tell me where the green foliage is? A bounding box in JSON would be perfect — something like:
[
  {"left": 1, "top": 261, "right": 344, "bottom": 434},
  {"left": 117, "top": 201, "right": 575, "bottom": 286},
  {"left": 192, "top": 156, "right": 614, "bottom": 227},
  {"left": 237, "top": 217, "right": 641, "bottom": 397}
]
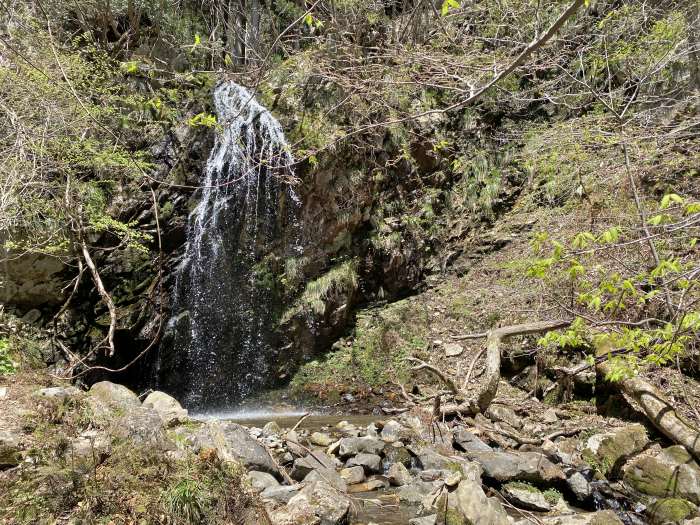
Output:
[
  {"left": 291, "top": 299, "right": 428, "bottom": 396},
  {"left": 0, "top": 339, "right": 16, "bottom": 376},
  {"left": 281, "top": 260, "right": 358, "bottom": 322},
  {"left": 163, "top": 479, "right": 209, "bottom": 524}
]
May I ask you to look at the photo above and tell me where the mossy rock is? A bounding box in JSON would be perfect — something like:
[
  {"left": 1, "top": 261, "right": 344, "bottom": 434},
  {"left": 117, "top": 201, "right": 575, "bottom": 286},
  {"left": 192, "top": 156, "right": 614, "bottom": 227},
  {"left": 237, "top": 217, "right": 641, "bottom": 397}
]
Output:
[
  {"left": 623, "top": 450, "right": 700, "bottom": 504},
  {"left": 648, "top": 498, "right": 697, "bottom": 524},
  {"left": 582, "top": 424, "right": 648, "bottom": 477}
]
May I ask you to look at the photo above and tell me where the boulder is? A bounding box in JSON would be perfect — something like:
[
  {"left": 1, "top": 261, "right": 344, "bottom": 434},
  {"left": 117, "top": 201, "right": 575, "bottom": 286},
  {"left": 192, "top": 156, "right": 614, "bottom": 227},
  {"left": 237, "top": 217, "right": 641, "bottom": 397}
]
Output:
[
  {"left": 291, "top": 451, "right": 337, "bottom": 481},
  {"left": 648, "top": 498, "right": 697, "bottom": 524},
  {"left": 142, "top": 391, "right": 188, "bottom": 426},
  {"left": 339, "top": 465, "right": 365, "bottom": 485},
  {"left": 502, "top": 482, "right": 552, "bottom": 512},
  {"left": 589, "top": 510, "right": 625, "bottom": 525},
  {"left": 190, "top": 421, "right": 278, "bottom": 476},
  {"left": 388, "top": 462, "right": 413, "bottom": 486},
  {"left": 0, "top": 430, "right": 22, "bottom": 469},
  {"left": 271, "top": 481, "right": 350, "bottom": 525},
  {"left": 111, "top": 406, "right": 170, "bottom": 448},
  {"left": 418, "top": 449, "right": 481, "bottom": 482},
  {"left": 582, "top": 424, "right": 648, "bottom": 477},
  {"left": 247, "top": 470, "right": 280, "bottom": 493},
  {"left": 623, "top": 446, "right": 700, "bottom": 504},
  {"left": 346, "top": 453, "right": 382, "bottom": 473},
  {"left": 304, "top": 468, "right": 348, "bottom": 492},
  {"left": 467, "top": 450, "right": 565, "bottom": 484},
  {"left": 337, "top": 436, "right": 384, "bottom": 457},
  {"left": 453, "top": 428, "right": 492, "bottom": 453},
  {"left": 447, "top": 479, "right": 510, "bottom": 525},
  {"left": 87, "top": 381, "right": 141, "bottom": 422}
]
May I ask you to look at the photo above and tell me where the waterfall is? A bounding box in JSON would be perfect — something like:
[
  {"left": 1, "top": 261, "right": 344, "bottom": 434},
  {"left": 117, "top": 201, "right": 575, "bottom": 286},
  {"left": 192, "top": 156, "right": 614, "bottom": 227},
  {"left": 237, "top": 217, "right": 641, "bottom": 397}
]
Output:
[{"left": 164, "top": 80, "right": 300, "bottom": 411}]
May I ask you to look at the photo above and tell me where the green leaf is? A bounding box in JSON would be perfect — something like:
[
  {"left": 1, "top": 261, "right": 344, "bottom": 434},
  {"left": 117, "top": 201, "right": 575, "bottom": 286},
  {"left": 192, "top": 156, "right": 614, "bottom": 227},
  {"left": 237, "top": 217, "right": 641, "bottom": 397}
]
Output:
[
  {"left": 660, "top": 193, "right": 683, "bottom": 209},
  {"left": 194, "top": 33, "right": 201, "bottom": 47},
  {"left": 441, "top": 0, "right": 460, "bottom": 16}
]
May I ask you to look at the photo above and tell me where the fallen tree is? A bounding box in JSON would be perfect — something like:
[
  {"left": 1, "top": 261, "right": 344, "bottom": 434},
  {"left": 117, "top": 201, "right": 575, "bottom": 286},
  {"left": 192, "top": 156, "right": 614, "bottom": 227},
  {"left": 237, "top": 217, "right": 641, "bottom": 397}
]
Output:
[
  {"left": 414, "top": 320, "right": 700, "bottom": 461},
  {"left": 597, "top": 359, "right": 700, "bottom": 461}
]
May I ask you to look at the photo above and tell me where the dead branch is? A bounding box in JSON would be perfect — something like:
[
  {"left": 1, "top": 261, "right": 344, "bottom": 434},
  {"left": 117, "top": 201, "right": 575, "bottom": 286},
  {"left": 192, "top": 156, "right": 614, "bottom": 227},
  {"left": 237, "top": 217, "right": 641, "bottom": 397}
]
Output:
[
  {"left": 81, "top": 240, "right": 117, "bottom": 356},
  {"left": 405, "top": 357, "right": 460, "bottom": 394}
]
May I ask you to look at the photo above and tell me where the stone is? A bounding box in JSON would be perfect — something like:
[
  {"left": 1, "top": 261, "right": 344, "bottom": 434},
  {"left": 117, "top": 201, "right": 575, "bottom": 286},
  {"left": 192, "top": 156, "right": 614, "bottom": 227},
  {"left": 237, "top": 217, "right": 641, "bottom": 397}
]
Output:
[
  {"left": 0, "top": 430, "right": 22, "bottom": 469},
  {"left": 142, "top": 391, "right": 188, "bottom": 426},
  {"left": 339, "top": 465, "right": 365, "bottom": 485},
  {"left": 623, "top": 447, "right": 700, "bottom": 504},
  {"left": 263, "top": 421, "right": 282, "bottom": 436},
  {"left": 447, "top": 479, "right": 510, "bottom": 525},
  {"left": 648, "top": 498, "right": 697, "bottom": 524},
  {"left": 305, "top": 468, "right": 348, "bottom": 492},
  {"left": 383, "top": 443, "right": 413, "bottom": 467},
  {"left": 310, "top": 432, "right": 333, "bottom": 447},
  {"left": 248, "top": 470, "right": 280, "bottom": 493},
  {"left": 347, "top": 453, "right": 382, "bottom": 473},
  {"left": 380, "top": 420, "right": 403, "bottom": 443},
  {"left": 398, "top": 480, "right": 442, "bottom": 505},
  {"left": 582, "top": 424, "right": 648, "bottom": 477},
  {"left": 111, "top": 406, "right": 169, "bottom": 448},
  {"left": 417, "top": 449, "right": 481, "bottom": 482},
  {"left": 285, "top": 430, "right": 307, "bottom": 457},
  {"left": 467, "top": 450, "right": 565, "bottom": 484},
  {"left": 0, "top": 386, "right": 6, "bottom": 399},
  {"left": 347, "top": 478, "right": 389, "bottom": 493},
  {"left": 453, "top": 428, "right": 492, "bottom": 453},
  {"left": 273, "top": 481, "right": 351, "bottom": 525},
  {"left": 589, "top": 510, "right": 625, "bottom": 525},
  {"left": 567, "top": 471, "right": 592, "bottom": 501},
  {"left": 33, "top": 386, "right": 81, "bottom": 402},
  {"left": 191, "top": 421, "right": 278, "bottom": 476},
  {"left": 409, "top": 516, "right": 437, "bottom": 525},
  {"left": 502, "top": 482, "right": 552, "bottom": 512},
  {"left": 291, "top": 451, "right": 338, "bottom": 481},
  {"left": 337, "top": 436, "right": 384, "bottom": 457},
  {"left": 261, "top": 485, "right": 300, "bottom": 504},
  {"left": 486, "top": 405, "right": 522, "bottom": 429},
  {"left": 387, "top": 462, "right": 412, "bottom": 486},
  {"left": 66, "top": 431, "right": 111, "bottom": 473},
  {"left": 444, "top": 343, "right": 464, "bottom": 357},
  {"left": 542, "top": 408, "right": 559, "bottom": 424}
]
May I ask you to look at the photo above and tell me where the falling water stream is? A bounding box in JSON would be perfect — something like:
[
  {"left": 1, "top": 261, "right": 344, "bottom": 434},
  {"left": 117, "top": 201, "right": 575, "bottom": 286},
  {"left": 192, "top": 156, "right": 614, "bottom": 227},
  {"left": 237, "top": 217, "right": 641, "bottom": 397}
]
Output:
[{"left": 163, "top": 80, "right": 300, "bottom": 411}]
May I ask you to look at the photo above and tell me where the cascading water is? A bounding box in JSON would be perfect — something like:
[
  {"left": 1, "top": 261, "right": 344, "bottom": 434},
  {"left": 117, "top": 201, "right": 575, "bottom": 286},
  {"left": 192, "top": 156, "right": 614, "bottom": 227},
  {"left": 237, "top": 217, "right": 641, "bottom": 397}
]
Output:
[{"left": 162, "top": 80, "right": 300, "bottom": 411}]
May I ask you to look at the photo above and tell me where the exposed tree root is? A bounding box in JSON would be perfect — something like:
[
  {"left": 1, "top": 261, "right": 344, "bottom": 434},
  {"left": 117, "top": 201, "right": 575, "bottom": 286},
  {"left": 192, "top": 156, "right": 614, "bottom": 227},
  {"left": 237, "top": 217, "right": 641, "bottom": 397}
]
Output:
[{"left": 440, "top": 320, "right": 572, "bottom": 416}]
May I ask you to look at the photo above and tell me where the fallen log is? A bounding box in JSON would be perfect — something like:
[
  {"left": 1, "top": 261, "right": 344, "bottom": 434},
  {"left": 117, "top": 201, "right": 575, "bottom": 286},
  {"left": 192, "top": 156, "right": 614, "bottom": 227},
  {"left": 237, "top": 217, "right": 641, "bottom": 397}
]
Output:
[{"left": 597, "top": 360, "right": 700, "bottom": 461}]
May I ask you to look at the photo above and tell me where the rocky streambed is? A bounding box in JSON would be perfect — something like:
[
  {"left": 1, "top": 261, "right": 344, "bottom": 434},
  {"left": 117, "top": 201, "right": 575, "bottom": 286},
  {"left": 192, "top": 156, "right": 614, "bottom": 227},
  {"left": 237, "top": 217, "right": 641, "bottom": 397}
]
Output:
[{"left": 2, "top": 381, "right": 700, "bottom": 524}]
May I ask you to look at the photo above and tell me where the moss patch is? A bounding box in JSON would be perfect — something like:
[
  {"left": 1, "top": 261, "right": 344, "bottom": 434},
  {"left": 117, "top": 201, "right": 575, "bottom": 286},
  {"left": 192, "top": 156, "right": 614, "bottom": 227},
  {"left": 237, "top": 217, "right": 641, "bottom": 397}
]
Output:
[{"left": 648, "top": 498, "right": 697, "bottom": 524}]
